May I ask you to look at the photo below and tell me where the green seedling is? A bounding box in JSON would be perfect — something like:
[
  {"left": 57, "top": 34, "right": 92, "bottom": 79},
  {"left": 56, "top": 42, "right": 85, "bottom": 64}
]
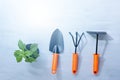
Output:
[{"left": 14, "top": 40, "right": 39, "bottom": 63}]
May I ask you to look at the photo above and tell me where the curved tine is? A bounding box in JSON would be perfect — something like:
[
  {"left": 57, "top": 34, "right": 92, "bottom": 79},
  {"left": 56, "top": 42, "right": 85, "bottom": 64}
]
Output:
[
  {"left": 69, "top": 32, "right": 76, "bottom": 47},
  {"left": 77, "top": 32, "right": 84, "bottom": 46},
  {"left": 75, "top": 32, "right": 78, "bottom": 47}
]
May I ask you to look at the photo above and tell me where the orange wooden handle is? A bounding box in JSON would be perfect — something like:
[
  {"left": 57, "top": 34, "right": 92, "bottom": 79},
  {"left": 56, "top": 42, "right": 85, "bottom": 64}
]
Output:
[
  {"left": 52, "top": 53, "right": 59, "bottom": 74},
  {"left": 72, "top": 53, "right": 78, "bottom": 74},
  {"left": 93, "top": 54, "right": 99, "bottom": 74}
]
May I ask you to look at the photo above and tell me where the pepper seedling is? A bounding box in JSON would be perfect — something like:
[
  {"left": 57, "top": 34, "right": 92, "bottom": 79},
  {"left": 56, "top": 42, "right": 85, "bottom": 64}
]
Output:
[{"left": 14, "top": 40, "right": 39, "bottom": 63}]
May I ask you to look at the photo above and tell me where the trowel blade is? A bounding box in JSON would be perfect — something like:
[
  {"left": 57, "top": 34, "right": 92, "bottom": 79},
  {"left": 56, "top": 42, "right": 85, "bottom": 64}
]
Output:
[{"left": 49, "top": 29, "right": 64, "bottom": 53}]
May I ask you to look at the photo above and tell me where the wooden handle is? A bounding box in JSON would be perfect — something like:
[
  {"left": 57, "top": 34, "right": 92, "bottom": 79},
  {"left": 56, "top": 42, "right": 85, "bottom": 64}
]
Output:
[
  {"left": 93, "top": 54, "right": 99, "bottom": 74},
  {"left": 52, "top": 53, "right": 59, "bottom": 74},
  {"left": 72, "top": 53, "right": 78, "bottom": 74}
]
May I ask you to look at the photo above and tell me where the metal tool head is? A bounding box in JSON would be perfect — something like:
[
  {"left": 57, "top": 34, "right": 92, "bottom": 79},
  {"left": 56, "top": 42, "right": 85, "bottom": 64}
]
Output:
[
  {"left": 87, "top": 31, "right": 107, "bottom": 40},
  {"left": 49, "top": 29, "right": 64, "bottom": 53},
  {"left": 69, "top": 32, "right": 84, "bottom": 53}
]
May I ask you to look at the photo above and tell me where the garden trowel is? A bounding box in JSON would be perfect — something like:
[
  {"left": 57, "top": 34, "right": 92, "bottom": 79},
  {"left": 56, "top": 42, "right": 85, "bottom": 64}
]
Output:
[{"left": 49, "top": 29, "right": 64, "bottom": 74}]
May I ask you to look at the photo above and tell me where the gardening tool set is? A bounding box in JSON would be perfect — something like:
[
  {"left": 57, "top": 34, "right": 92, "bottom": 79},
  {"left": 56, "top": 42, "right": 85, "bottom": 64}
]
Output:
[{"left": 14, "top": 28, "right": 109, "bottom": 75}]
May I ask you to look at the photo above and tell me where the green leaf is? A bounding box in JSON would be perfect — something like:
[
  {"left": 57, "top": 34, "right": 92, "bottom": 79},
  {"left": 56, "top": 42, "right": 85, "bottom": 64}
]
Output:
[
  {"left": 16, "top": 56, "right": 23, "bottom": 62},
  {"left": 25, "top": 57, "right": 36, "bottom": 63},
  {"left": 14, "top": 50, "right": 23, "bottom": 62},
  {"left": 32, "top": 52, "right": 39, "bottom": 59},
  {"left": 30, "top": 44, "right": 38, "bottom": 52},
  {"left": 14, "top": 50, "right": 23, "bottom": 57},
  {"left": 24, "top": 51, "right": 33, "bottom": 57},
  {"left": 18, "top": 40, "right": 26, "bottom": 51}
]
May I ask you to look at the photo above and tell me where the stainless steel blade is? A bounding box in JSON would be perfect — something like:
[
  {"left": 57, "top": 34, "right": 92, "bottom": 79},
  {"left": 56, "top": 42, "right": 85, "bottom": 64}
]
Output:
[{"left": 49, "top": 29, "right": 64, "bottom": 53}]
